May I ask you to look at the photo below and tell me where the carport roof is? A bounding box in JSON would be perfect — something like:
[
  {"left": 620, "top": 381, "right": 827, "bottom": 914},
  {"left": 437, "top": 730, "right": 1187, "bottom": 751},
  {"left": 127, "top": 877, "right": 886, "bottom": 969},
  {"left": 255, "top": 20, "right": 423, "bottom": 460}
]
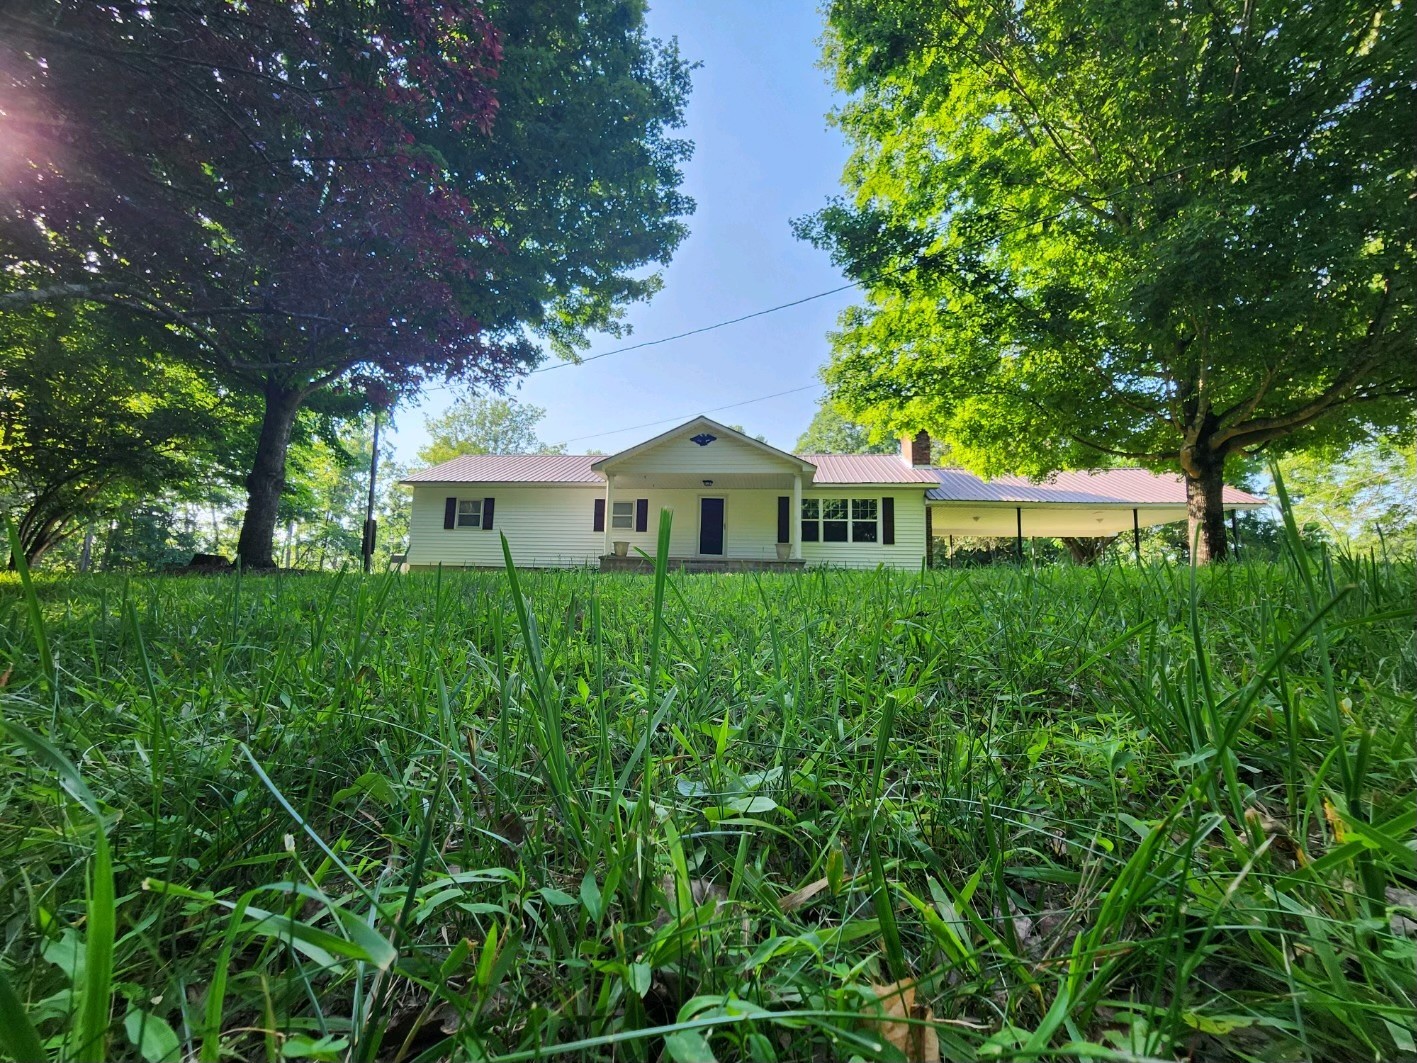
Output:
[{"left": 925, "top": 467, "right": 1264, "bottom": 507}]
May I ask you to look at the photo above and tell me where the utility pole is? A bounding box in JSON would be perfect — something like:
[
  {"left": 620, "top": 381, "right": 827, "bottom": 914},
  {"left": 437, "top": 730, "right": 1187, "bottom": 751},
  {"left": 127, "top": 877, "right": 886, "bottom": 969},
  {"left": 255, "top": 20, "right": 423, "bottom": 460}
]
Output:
[{"left": 362, "top": 408, "right": 382, "bottom": 574}]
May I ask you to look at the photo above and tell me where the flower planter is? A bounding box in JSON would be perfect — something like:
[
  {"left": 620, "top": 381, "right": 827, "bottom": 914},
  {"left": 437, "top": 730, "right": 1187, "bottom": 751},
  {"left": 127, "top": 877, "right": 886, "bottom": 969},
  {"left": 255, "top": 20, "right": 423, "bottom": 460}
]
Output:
[
  {"left": 613, "top": 540, "right": 630, "bottom": 557},
  {"left": 775, "top": 543, "right": 792, "bottom": 561}
]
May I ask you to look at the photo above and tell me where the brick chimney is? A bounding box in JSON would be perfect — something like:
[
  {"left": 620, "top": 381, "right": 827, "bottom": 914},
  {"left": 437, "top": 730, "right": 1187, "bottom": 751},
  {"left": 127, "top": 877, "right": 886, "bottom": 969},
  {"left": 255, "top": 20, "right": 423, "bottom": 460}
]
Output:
[{"left": 901, "top": 430, "right": 931, "bottom": 467}]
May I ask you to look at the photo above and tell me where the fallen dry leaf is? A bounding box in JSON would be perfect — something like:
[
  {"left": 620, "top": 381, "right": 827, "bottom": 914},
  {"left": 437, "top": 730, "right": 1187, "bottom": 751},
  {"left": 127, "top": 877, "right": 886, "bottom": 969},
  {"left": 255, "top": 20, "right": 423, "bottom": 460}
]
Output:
[
  {"left": 1322, "top": 799, "right": 1347, "bottom": 843},
  {"left": 779, "top": 877, "right": 830, "bottom": 913},
  {"left": 868, "top": 980, "right": 941, "bottom": 1062}
]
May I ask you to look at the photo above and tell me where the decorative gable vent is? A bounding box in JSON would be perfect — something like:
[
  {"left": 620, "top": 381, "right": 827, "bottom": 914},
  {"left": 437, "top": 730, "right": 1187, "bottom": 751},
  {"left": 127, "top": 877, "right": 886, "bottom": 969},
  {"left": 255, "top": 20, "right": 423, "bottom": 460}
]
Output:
[{"left": 689, "top": 433, "right": 717, "bottom": 446}]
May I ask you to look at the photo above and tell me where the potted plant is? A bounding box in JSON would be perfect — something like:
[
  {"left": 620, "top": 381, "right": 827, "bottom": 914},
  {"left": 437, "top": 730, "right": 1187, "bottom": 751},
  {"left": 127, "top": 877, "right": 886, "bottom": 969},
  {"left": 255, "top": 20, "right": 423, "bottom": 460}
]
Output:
[
  {"left": 775, "top": 543, "right": 792, "bottom": 561},
  {"left": 613, "top": 540, "right": 630, "bottom": 557}
]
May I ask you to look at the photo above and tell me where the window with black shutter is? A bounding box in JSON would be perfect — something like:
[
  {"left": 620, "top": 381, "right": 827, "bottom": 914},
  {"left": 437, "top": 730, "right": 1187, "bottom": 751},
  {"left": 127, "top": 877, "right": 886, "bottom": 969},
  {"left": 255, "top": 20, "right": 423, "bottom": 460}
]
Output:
[{"left": 456, "top": 499, "right": 482, "bottom": 528}]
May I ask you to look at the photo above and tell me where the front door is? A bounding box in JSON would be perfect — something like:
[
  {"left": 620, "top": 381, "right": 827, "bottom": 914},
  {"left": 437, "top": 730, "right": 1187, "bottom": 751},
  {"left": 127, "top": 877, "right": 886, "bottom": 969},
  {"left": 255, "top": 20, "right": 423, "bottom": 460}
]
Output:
[{"left": 698, "top": 497, "right": 725, "bottom": 555}]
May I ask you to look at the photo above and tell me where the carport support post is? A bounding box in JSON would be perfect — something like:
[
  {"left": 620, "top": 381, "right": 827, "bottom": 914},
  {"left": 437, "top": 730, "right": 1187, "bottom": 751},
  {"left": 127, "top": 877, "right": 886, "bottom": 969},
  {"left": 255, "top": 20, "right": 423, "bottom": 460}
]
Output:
[
  {"left": 1015, "top": 507, "right": 1023, "bottom": 563},
  {"left": 1231, "top": 509, "right": 1241, "bottom": 558},
  {"left": 1133, "top": 508, "right": 1141, "bottom": 562}
]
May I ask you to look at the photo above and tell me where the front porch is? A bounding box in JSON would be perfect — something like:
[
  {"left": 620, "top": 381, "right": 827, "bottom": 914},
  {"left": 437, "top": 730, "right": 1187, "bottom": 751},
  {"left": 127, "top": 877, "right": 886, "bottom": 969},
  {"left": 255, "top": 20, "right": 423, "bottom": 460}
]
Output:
[
  {"left": 591, "top": 417, "right": 815, "bottom": 566},
  {"left": 598, "top": 554, "right": 807, "bottom": 574}
]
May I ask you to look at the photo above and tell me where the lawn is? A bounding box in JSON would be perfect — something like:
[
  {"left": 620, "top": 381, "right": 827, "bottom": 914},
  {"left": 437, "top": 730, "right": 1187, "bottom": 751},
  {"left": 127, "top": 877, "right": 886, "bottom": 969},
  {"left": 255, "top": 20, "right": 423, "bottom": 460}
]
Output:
[{"left": 0, "top": 517, "right": 1413, "bottom": 1062}]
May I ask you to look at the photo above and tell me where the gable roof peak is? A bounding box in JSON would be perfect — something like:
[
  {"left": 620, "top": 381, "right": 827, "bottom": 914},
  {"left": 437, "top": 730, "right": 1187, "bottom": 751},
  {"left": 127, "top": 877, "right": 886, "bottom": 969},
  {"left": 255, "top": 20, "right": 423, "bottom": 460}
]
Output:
[{"left": 590, "top": 415, "right": 816, "bottom": 473}]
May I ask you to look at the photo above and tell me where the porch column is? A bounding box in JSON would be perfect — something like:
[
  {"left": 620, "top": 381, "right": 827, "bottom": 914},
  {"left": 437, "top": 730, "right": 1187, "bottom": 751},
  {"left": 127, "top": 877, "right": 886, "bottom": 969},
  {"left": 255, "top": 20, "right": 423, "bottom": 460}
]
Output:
[
  {"left": 603, "top": 474, "right": 614, "bottom": 557},
  {"left": 790, "top": 473, "right": 803, "bottom": 560}
]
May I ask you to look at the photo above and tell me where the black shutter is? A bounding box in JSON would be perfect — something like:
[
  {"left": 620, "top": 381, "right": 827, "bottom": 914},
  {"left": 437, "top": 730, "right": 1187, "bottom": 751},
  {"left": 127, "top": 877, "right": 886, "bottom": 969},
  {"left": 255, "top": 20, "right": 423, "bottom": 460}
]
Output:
[
  {"left": 777, "top": 496, "right": 790, "bottom": 543},
  {"left": 444, "top": 497, "right": 457, "bottom": 530},
  {"left": 635, "top": 498, "right": 649, "bottom": 533},
  {"left": 482, "top": 497, "right": 495, "bottom": 530},
  {"left": 881, "top": 497, "right": 895, "bottom": 545},
  {"left": 593, "top": 497, "right": 605, "bottom": 532}
]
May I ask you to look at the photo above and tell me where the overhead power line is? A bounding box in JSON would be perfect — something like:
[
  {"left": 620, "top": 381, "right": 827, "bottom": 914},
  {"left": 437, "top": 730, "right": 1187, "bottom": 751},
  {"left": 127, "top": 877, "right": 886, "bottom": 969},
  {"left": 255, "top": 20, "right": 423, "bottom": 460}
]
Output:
[
  {"left": 408, "top": 132, "right": 1289, "bottom": 425},
  {"left": 528, "top": 285, "right": 859, "bottom": 375},
  {"left": 523, "top": 129, "right": 1288, "bottom": 378}
]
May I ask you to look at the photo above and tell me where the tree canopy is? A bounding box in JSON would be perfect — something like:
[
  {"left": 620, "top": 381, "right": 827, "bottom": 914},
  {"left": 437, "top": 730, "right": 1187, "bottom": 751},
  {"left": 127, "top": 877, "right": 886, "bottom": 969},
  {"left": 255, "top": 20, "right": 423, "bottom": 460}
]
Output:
[
  {"left": 1281, "top": 433, "right": 1416, "bottom": 553},
  {"left": 794, "top": 400, "right": 897, "bottom": 454},
  {"left": 0, "top": 304, "right": 242, "bottom": 565},
  {"left": 1, "top": 0, "right": 694, "bottom": 566},
  {"left": 418, "top": 396, "right": 566, "bottom": 466},
  {"left": 798, "top": 0, "right": 1415, "bottom": 561}
]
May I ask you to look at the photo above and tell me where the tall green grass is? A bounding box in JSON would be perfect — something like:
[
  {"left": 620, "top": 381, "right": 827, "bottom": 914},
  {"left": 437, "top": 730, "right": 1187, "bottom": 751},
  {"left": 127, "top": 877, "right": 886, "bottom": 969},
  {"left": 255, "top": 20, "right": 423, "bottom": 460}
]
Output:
[{"left": 0, "top": 513, "right": 1412, "bottom": 1061}]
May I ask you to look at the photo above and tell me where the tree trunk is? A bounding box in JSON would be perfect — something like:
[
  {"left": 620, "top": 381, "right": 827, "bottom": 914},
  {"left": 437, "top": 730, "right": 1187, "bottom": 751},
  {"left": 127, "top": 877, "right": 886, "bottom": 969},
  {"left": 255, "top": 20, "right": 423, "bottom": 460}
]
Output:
[
  {"left": 1183, "top": 456, "right": 1229, "bottom": 564},
  {"left": 1061, "top": 536, "right": 1115, "bottom": 564},
  {"left": 78, "top": 527, "right": 95, "bottom": 572},
  {"left": 236, "top": 382, "right": 304, "bottom": 569},
  {"left": 11, "top": 503, "right": 66, "bottom": 569}
]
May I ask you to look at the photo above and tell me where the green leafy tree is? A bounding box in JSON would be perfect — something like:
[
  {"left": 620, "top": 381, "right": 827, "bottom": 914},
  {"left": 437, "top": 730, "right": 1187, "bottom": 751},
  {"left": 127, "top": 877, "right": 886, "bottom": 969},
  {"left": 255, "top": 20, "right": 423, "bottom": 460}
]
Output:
[
  {"left": 794, "top": 400, "right": 897, "bottom": 454},
  {"left": 418, "top": 396, "right": 566, "bottom": 466},
  {"left": 798, "top": 0, "right": 1415, "bottom": 562},
  {"left": 1281, "top": 434, "right": 1416, "bottom": 554},
  {"left": 276, "top": 417, "right": 409, "bottom": 569},
  {"left": 0, "top": 305, "right": 241, "bottom": 566},
  {"left": 92, "top": 499, "right": 206, "bottom": 572},
  {"left": 2, "top": 0, "right": 693, "bottom": 568}
]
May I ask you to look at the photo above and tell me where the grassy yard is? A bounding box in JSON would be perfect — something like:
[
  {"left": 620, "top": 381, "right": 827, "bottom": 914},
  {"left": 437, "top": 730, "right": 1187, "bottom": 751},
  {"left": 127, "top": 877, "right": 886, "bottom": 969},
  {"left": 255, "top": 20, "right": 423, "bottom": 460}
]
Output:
[{"left": 0, "top": 518, "right": 1413, "bottom": 1062}]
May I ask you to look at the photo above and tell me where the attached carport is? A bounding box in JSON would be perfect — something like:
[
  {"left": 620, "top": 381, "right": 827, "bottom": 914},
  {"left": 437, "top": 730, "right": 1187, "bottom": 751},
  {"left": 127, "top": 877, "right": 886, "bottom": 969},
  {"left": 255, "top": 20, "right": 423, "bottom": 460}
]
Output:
[{"left": 924, "top": 467, "right": 1266, "bottom": 560}]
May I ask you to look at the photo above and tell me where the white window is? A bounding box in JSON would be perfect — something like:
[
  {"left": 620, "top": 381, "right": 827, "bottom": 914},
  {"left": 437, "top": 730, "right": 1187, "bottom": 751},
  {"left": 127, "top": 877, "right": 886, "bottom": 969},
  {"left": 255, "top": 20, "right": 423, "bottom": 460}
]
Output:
[
  {"left": 457, "top": 499, "right": 482, "bottom": 528},
  {"left": 851, "top": 498, "right": 878, "bottom": 542},
  {"left": 611, "top": 500, "right": 635, "bottom": 530},
  {"left": 802, "top": 497, "right": 877, "bottom": 543}
]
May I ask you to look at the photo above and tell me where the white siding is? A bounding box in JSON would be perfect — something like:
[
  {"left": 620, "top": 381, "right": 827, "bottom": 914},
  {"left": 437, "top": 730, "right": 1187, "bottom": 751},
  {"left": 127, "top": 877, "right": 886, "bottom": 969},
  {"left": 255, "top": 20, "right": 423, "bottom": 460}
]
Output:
[
  {"left": 800, "top": 488, "right": 930, "bottom": 570},
  {"left": 405, "top": 484, "right": 932, "bottom": 571},
  {"left": 406, "top": 486, "right": 604, "bottom": 568}
]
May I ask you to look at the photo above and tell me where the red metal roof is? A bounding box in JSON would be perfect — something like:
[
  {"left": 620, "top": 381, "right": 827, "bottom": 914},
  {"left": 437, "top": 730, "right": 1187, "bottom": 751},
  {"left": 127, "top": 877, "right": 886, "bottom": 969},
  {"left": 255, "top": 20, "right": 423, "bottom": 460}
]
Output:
[
  {"left": 925, "top": 467, "right": 1265, "bottom": 506},
  {"left": 402, "top": 454, "right": 603, "bottom": 484},
  {"left": 401, "top": 451, "right": 1264, "bottom": 509},
  {"left": 801, "top": 454, "right": 939, "bottom": 484}
]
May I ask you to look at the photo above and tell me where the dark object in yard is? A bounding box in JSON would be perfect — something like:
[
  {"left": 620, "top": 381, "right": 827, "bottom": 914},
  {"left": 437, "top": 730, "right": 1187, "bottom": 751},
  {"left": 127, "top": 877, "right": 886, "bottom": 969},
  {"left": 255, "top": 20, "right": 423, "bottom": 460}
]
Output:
[{"left": 166, "top": 553, "right": 236, "bottom": 574}]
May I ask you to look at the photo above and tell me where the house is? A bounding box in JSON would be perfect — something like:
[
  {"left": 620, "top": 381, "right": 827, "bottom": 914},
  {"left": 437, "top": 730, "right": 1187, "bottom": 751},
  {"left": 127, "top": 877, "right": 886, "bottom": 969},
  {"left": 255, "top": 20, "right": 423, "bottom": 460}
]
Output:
[{"left": 400, "top": 416, "right": 1264, "bottom": 571}]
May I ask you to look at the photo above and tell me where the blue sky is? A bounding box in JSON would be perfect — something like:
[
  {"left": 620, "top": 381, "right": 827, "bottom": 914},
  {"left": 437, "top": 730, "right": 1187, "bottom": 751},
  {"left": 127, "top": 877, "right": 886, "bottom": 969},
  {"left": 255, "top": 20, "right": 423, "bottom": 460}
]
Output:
[{"left": 388, "top": 0, "right": 857, "bottom": 463}]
